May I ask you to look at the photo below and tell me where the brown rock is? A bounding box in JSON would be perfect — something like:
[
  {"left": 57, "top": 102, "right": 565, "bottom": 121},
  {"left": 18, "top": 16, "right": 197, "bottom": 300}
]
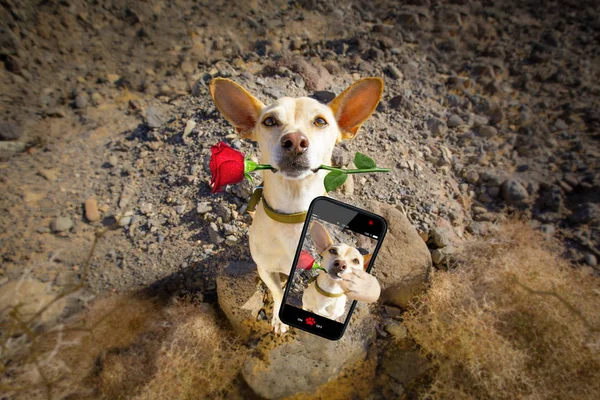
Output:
[
  {"left": 84, "top": 197, "right": 101, "bottom": 222},
  {"left": 366, "top": 200, "right": 432, "bottom": 308}
]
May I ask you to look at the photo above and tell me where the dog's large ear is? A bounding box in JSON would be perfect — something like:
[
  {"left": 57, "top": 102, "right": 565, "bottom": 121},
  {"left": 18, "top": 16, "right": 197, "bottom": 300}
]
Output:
[
  {"left": 362, "top": 254, "right": 373, "bottom": 271},
  {"left": 209, "top": 78, "right": 265, "bottom": 139},
  {"left": 310, "top": 221, "right": 333, "bottom": 254},
  {"left": 328, "top": 77, "right": 384, "bottom": 140}
]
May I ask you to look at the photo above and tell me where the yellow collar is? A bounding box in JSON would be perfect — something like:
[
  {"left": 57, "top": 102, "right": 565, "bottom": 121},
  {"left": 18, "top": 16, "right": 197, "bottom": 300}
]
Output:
[
  {"left": 246, "top": 187, "right": 308, "bottom": 224},
  {"left": 315, "top": 279, "right": 345, "bottom": 298}
]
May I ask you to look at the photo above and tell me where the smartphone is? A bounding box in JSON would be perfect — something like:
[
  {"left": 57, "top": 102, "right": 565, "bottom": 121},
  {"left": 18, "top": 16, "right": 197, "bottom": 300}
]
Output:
[{"left": 279, "top": 196, "right": 387, "bottom": 340}]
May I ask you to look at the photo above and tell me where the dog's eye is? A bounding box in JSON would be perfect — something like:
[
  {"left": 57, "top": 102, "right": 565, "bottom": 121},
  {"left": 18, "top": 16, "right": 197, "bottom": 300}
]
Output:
[
  {"left": 353, "top": 258, "right": 360, "bottom": 264},
  {"left": 329, "top": 248, "right": 337, "bottom": 255},
  {"left": 313, "top": 117, "right": 328, "bottom": 128},
  {"left": 263, "top": 116, "right": 278, "bottom": 127}
]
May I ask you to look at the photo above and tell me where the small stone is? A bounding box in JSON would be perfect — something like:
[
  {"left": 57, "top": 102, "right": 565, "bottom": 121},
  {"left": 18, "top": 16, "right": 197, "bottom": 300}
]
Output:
[
  {"left": 487, "top": 186, "right": 500, "bottom": 198},
  {"left": 175, "top": 205, "right": 186, "bottom": 214},
  {"left": 0, "top": 141, "right": 26, "bottom": 153},
  {"left": 145, "top": 107, "right": 167, "bottom": 128},
  {"left": 91, "top": 92, "right": 104, "bottom": 105},
  {"left": 501, "top": 179, "right": 529, "bottom": 206},
  {"left": 53, "top": 216, "right": 73, "bottom": 233},
  {"left": 478, "top": 125, "right": 498, "bottom": 138},
  {"left": 183, "top": 119, "right": 196, "bottom": 137},
  {"left": 554, "top": 119, "right": 568, "bottom": 130},
  {"left": 426, "top": 117, "right": 447, "bottom": 137},
  {"left": 0, "top": 122, "right": 22, "bottom": 141},
  {"left": 107, "top": 155, "right": 118, "bottom": 168},
  {"left": 584, "top": 253, "right": 597, "bottom": 267},
  {"left": 465, "top": 170, "right": 479, "bottom": 184},
  {"left": 569, "top": 202, "right": 599, "bottom": 225},
  {"left": 197, "top": 202, "right": 212, "bottom": 214},
  {"left": 214, "top": 203, "right": 232, "bottom": 222},
  {"left": 140, "top": 202, "right": 153, "bottom": 215},
  {"left": 387, "top": 64, "right": 403, "bottom": 80},
  {"left": 46, "top": 108, "right": 66, "bottom": 118},
  {"left": 447, "top": 114, "right": 463, "bottom": 128},
  {"left": 384, "top": 305, "right": 401, "bottom": 318},
  {"left": 75, "top": 93, "right": 88, "bottom": 109},
  {"left": 117, "top": 211, "right": 134, "bottom": 227},
  {"left": 39, "top": 168, "right": 59, "bottom": 181},
  {"left": 208, "top": 222, "right": 224, "bottom": 245},
  {"left": 84, "top": 198, "right": 100, "bottom": 222},
  {"left": 384, "top": 321, "right": 408, "bottom": 341}
]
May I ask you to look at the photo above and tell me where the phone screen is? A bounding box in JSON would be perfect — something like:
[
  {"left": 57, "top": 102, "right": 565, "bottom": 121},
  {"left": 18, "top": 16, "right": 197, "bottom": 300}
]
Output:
[{"left": 280, "top": 197, "right": 387, "bottom": 340}]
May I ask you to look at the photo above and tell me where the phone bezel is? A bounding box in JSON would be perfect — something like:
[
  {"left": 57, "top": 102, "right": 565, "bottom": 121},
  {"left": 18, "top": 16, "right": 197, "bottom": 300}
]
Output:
[{"left": 279, "top": 196, "right": 388, "bottom": 340}]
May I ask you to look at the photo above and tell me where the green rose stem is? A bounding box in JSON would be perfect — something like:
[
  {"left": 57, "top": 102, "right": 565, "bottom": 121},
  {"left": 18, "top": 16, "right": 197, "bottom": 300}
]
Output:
[{"left": 317, "top": 165, "right": 391, "bottom": 174}]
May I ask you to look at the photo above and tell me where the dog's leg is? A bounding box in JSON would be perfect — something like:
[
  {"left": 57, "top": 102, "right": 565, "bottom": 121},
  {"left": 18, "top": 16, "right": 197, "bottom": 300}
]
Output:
[{"left": 257, "top": 268, "right": 289, "bottom": 334}]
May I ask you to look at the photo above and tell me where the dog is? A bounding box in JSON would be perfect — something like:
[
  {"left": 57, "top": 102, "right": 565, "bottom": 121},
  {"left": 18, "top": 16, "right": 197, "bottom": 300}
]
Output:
[
  {"left": 302, "top": 221, "right": 372, "bottom": 320},
  {"left": 209, "top": 76, "right": 383, "bottom": 333}
]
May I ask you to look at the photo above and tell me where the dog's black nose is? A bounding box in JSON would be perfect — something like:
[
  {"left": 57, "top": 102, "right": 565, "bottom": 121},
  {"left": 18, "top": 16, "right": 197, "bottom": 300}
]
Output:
[
  {"left": 334, "top": 260, "right": 347, "bottom": 270},
  {"left": 280, "top": 132, "right": 309, "bottom": 155}
]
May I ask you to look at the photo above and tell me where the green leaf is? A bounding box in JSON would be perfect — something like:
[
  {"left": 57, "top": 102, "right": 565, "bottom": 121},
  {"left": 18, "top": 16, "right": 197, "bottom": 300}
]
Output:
[
  {"left": 244, "top": 159, "right": 258, "bottom": 173},
  {"left": 354, "top": 152, "right": 376, "bottom": 169},
  {"left": 324, "top": 171, "right": 348, "bottom": 192},
  {"left": 244, "top": 172, "right": 253, "bottom": 182}
]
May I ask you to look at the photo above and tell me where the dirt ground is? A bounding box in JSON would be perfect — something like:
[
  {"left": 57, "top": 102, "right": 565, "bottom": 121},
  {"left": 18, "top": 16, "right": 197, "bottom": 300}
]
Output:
[{"left": 1, "top": 0, "right": 599, "bottom": 399}]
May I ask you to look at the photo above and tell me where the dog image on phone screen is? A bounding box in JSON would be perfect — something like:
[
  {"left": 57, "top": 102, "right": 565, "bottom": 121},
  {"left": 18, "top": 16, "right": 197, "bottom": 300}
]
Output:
[
  {"left": 210, "top": 78, "right": 383, "bottom": 333},
  {"left": 302, "top": 221, "right": 372, "bottom": 320}
]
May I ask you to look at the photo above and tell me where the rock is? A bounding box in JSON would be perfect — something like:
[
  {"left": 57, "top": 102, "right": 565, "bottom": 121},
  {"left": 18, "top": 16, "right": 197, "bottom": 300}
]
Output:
[
  {"left": 182, "top": 119, "right": 196, "bottom": 137},
  {"left": 381, "top": 348, "right": 430, "bottom": 385},
  {"left": 216, "top": 261, "right": 263, "bottom": 338},
  {"left": 75, "top": 92, "right": 88, "bottom": 109},
  {"left": 478, "top": 125, "right": 498, "bottom": 138},
  {"left": 569, "top": 202, "right": 599, "bottom": 225},
  {"left": 584, "top": 253, "right": 597, "bottom": 267},
  {"left": 0, "top": 122, "right": 22, "bottom": 141},
  {"left": 384, "top": 305, "right": 401, "bottom": 318},
  {"left": 366, "top": 201, "right": 431, "bottom": 308},
  {"left": 214, "top": 203, "right": 232, "bottom": 222},
  {"left": 117, "top": 211, "right": 134, "bottom": 227},
  {"left": 447, "top": 114, "right": 463, "bottom": 127},
  {"left": 464, "top": 170, "right": 479, "bottom": 184},
  {"left": 487, "top": 186, "right": 500, "bottom": 198},
  {"left": 208, "top": 222, "right": 223, "bottom": 244},
  {"left": 39, "top": 168, "right": 59, "bottom": 181},
  {"left": 242, "top": 304, "right": 375, "bottom": 399},
  {"left": 53, "top": 216, "right": 73, "bottom": 232},
  {"left": 140, "top": 202, "right": 153, "bottom": 215},
  {"left": 384, "top": 320, "right": 408, "bottom": 341},
  {"left": 0, "top": 279, "right": 66, "bottom": 325},
  {"left": 197, "top": 202, "right": 213, "bottom": 214},
  {"left": 430, "top": 224, "right": 460, "bottom": 248},
  {"left": 426, "top": 117, "right": 447, "bottom": 137},
  {"left": 311, "top": 90, "right": 336, "bottom": 104},
  {"left": 84, "top": 198, "right": 101, "bottom": 222},
  {"left": 288, "top": 57, "right": 333, "bottom": 91},
  {"left": 431, "top": 245, "right": 459, "bottom": 267},
  {"left": 501, "top": 179, "right": 529, "bottom": 206},
  {"left": 387, "top": 64, "right": 403, "bottom": 80},
  {"left": 145, "top": 107, "right": 167, "bottom": 128},
  {"left": 0, "top": 141, "right": 26, "bottom": 153}
]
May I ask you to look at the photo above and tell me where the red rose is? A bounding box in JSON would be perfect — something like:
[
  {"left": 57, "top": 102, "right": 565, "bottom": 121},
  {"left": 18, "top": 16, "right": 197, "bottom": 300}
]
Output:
[
  {"left": 209, "top": 142, "right": 245, "bottom": 193},
  {"left": 296, "top": 250, "right": 316, "bottom": 270}
]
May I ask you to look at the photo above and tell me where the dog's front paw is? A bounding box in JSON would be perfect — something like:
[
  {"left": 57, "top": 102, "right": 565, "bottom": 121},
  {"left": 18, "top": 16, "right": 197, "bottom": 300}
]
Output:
[{"left": 271, "top": 316, "right": 289, "bottom": 335}]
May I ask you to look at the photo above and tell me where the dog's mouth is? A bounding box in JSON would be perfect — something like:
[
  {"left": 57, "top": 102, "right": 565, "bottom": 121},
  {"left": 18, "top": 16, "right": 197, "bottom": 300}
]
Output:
[{"left": 272, "top": 158, "right": 318, "bottom": 178}]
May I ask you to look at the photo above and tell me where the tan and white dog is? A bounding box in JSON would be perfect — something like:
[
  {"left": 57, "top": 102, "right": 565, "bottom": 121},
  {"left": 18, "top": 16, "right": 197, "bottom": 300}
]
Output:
[
  {"left": 302, "top": 221, "right": 372, "bottom": 320},
  {"left": 209, "top": 77, "right": 383, "bottom": 333}
]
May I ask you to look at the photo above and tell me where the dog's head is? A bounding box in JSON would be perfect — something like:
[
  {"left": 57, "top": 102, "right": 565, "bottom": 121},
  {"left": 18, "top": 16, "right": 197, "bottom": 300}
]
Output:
[
  {"left": 209, "top": 77, "right": 383, "bottom": 180},
  {"left": 309, "top": 221, "right": 372, "bottom": 281}
]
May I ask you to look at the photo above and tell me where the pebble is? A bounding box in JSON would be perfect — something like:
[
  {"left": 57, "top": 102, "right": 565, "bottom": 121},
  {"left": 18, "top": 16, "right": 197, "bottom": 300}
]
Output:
[
  {"left": 584, "top": 253, "right": 597, "bottom": 267},
  {"left": 426, "top": 117, "right": 447, "bottom": 137},
  {"left": 85, "top": 198, "right": 101, "bottom": 222},
  {"left": 478, "top": 125, "right": 498, "bottom": 138},
  {"left": 0, "top": 122, "right": 22, "bottom": 141},
  {"left": 387, "top": 64, "right": 403, "bottom": 80},
  {"left": 465, "top": 170, "right": 479, "bottom": 184},
  {"left": 501, "top": 179, "right": 529, "bottom": 205},
  {"left": 183, "top": 119, "right": 196, "bottom": 137},
  {"left": 384, "top": 321, "right": 408, "bottom": 341},
  {"left": 447, "top": 114, "right": 463, "bottom": 127},
  {"left": 0, "top": 141, "right": 26, "bottom": 153},
  {"left": 39, "top": 168, "right": 59, "bottom": 181},
  {"left": 487, "top": 186, "right": 500, "bottom": 198},
  {"left": 146, "top": 107, "right": 167, "bottom": 128},
  {"left": 140, "top": 202, "right": 153, "bottom": 215},
  {"left": 75, "top": 93, "right": 88, "bottom": 109},
  {"left": 197, "top": 202, "right": 213, "bottom": 214},
  {"left": 117, "top": 211, "right": 134, "bottom": 227},
  {"left": 53, "top": 216, "right": 73, "bottom": 233},
  {"left": 208, "top": 222, "right": 224, "bottom": 245}
]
